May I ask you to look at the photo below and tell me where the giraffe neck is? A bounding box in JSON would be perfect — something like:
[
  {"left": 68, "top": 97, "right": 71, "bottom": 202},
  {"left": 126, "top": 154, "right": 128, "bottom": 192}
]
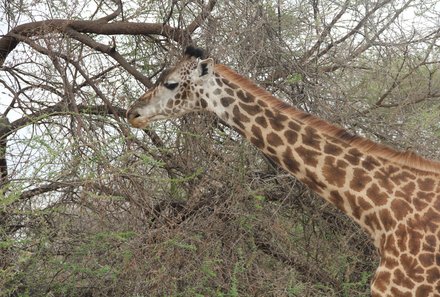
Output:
[{"left": 204, "top": 64, "right": 440, "bottom": 249}]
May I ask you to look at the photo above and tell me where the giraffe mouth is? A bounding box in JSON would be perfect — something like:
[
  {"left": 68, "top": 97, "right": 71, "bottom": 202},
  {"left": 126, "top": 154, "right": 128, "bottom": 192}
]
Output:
[
  {"left": 127, "top": 112, "right": 171, "bottom": 129},
  {"left": 128, "top": 117, "right": 149, "bottom": 129},
  {"left": 127, "top": 111, "right": 150, "bottom": 128}
]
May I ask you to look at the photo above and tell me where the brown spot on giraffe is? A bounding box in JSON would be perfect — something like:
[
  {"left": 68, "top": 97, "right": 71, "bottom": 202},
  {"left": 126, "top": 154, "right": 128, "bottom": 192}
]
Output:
[
  {"left": 416, "top": 285, "right": 433, "bottom": 297},
  {"left": 268, "top": 116, "right": 285, "bottom": 131},
  {"left": 250, "top": 125, "right": 265, "bottom": 149},
  {"left": 232, "top": 105, "right": 250, "bottom": 123},
  {"left": 426, "top": 267, "right": 439, "bottom": 283},
  {"left": 362, "top": 155, "right": 381, "bottom": 171},
  {"left": 255, "top": 116, "right": 268, "bottom": 128},
  {"left": 396, "top": 181, "right": 417, "bottom": 202},
  {"left": 423, "top": 235, "right": 437, "bottom": 253},
  {"left": 323, "top": 142, "right": 343, "bottom": 156},
  {"left": 346, "top": 191, "right": 362, "bottom": 219},
  {"left": 257, "top": 100, "right": 268, "bottom": 107},
  {"left": 419, "top": 208, "right": 440, "bottom": 233},
  {"left": 283, "top": 129, "right": 298, "bottom": 144},
  {"left": 267, "top": 132, "right": 284, "bottom": 147},
  {"left": 221, "top": 96, "right": 235, "bottom": 107},
  {"left": 344, "top": 148, "right": 363, "bottom": 166},
  {"left": 288, "top": 120, "right": 301, "bottom": 132},
  {"left": 225, "top": 87, "right": 234, "bottom": 96},
  {"left": 413, "top": 194, "right": 429, "bottom": 211},
  {"left": 391, "top": 199, "right": 413, "bottom": 220},
  {"left": 379, "top": 209, "right": 396, "bottom": 230},
  {"left": 236, "top": 89, "right": 255, "bottom": 103},
  {"left": 364, "top": 212, "right": 381, "bottom": 232},
  {"left": 322, "top": 156, "right": 347, "bottom": 188},
  {"left": 367, "top": 183, "right": 388, "bottom": 206},
  {"left": 393, "top": 268, "right": 416, "bottom": 289},
  {"left": 239, "top": 102, "right": 261, "bottom": 116},
  {"left": 419, "top": 177, "right": 435, "bottom": 192},
  {"left": 302, "top": 126, "right": 321, "bottom": 150},
  {"left": 374, "top": 165, "right": 401, "bottom": 193},
  {"left": 418, "top": 253, "right": 434, "bottom": 268},
  {"left": 282, "top": 147, "right": 300, "bottom": 174},
  {"left": 357, "top": 196, "right": 373, "bottom": 211},
  {"left": 232, "top": 117, "right": 246, "bottom": 130},
  {"left": 350, "top": 168, "right": 372, "bottom": 192},
  {"left": 374, "top": 270, "right": 391, "bottom": 293},
  {"left": 200, "top": 98, "right": 208, "bottom": 109},
  {"left": 391, "top": 170, "right": 416, "bottom": 185},
  {"left": 329, "top": 190, "right": 346, "bottom": 212},
  {"left": 382, "top": 235, "right": 400, "bottom": 257},
  {"left": 400, "top": 254, "right": 424, "bottom": 283},
  {"left": 303, "top": 169, "right": 326, "bottom": 194},
  {"left": 383, "top": 255, "right": 399, "bottom": 270},
  {"left": 296, "top": 145, "right": 320, "bottom": 167}
]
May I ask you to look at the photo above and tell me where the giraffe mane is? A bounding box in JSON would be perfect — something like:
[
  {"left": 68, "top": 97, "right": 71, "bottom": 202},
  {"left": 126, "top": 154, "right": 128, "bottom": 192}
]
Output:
[{"left": 214, "top": 64, "right": 440, "bottom": 174}]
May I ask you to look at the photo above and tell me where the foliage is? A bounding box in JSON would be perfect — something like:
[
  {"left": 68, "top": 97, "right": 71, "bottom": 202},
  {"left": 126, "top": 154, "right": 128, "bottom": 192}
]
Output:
[{"left": 0, "top": 0, "right": 439, "bottom": 296}]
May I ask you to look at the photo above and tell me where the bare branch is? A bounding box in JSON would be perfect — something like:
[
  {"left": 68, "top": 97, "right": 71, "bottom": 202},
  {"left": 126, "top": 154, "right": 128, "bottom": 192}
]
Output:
[
  {"left": 316, "top": 0, "right": 393, "bottom": 60},
  {"left": 96, "top": 0, "right": 123, "bottom": 23},
  {"left": 64, "top": 28, "right": 153, "bottom": 88},
  {"left": 186, "top": 0, "right": 217, "bottom": 35},
  {"left": 0, "top": 20, "right": 189, "bottom": 66},
  {"left": 300, "top": 0, "right": 350, "bottom": 63}
]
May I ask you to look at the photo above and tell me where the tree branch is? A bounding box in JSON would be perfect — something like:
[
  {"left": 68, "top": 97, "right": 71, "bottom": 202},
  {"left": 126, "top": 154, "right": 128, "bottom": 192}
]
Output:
[
  {"left": 300, "top": 0, "right": 350, "bottom": 64},
  {"left": 63, "top": 27, "right": 153, "bottom": 88},
  {"left": 96, "top": 0, "right": 123, "bottom": 23},
  {"left": 316, "top": 0, "right": 393, "bottom": 60},
  {"left": 0, "top": 20, "right": 189, "bottom": 66},
  {"left": 186, "top": 0, "right": 217, "bottom": 35},
  {"left": 254, "top": 230, "right": 341, "bottom": 291},
  {"left": 0, "top": 103, "right": 126, "bottom": 140}
]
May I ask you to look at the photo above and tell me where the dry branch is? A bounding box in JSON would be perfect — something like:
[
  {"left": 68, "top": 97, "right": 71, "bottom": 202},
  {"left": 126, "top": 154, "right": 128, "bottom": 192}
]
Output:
[{"left": 0, "top": 20, "right": 188, "bottom": 66}]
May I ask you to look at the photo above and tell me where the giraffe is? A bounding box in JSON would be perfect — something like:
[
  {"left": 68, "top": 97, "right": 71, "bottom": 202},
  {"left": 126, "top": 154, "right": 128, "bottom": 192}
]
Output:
[{"left": 126, "top": 46, "right": 440, "bottom": 297}]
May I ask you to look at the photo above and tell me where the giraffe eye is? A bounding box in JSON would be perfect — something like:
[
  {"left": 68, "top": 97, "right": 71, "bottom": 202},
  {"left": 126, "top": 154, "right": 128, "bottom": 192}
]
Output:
[{"left": 163, "top": 82, "right": 179, "bottom": 90}]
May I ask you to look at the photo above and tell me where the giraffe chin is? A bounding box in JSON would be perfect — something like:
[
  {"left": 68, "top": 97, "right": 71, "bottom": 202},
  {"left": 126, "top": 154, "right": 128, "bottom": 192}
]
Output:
[{"left": 128, "top": 118, "right": 149, "bottom": 129}]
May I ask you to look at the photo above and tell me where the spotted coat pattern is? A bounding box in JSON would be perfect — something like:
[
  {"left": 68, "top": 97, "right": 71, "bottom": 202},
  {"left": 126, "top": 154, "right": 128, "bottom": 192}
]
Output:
[{"left": 127, "top": 48, "right": 440, "bottom": 297}]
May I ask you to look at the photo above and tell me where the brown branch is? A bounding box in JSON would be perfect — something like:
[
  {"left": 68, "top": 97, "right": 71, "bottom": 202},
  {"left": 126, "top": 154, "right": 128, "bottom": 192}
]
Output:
[
  {"left": 0, "top": 116, "right": 10, "bottom": 189},
  {"left": 374, "top": 48, "right": 409, "bottom": 107},
  {"left": 254, "top": 230, "right": 342, "bottom": 291},
  {"left": 63, "top": 27, "right": 153, "bottom": 88},
  {"left": 3, "top": 103, "right": 126, "bottom": 137},
  {"left": 300, "top": 0, "right": 350, "bottom": 64},
  {"left": 4, "top": 31, "right": 146, "bottom": 121},
  {"left": 318, "top": 1, "right": 414, "bottom": 73},
  {"left": 17, "top": 181, "right": 77, "bottom": 202},
  {"left": 96, "top": 0, "right": 123, "bottom": 23},
  {"left": 316, "top": 0, "right": 393, "bottom": 60},
  {"left": 0, "top": 20, "right": 189, "bottom": 66},
  {"left": 186, "top": 0, "right": 217, "bottom": 35},
  {"left": 2, "top": 102, "right": 171, "bottom": 172}
]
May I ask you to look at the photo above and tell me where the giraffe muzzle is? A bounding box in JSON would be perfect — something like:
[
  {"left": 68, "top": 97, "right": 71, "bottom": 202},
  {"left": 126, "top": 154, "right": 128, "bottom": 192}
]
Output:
[{"left": 126, "top": 109, "right": 149, "bottom": 128}]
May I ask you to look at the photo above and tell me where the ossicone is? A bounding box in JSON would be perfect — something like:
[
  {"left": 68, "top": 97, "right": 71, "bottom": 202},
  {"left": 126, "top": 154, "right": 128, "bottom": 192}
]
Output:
[{"left": 185, "top": 46, "right": 205, "bottom": 59}]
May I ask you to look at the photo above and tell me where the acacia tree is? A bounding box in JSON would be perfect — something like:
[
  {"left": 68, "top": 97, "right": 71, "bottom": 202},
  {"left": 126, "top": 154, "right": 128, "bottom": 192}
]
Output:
[{"left": 0, "top": 0, "right": 439, "bottom": 296}]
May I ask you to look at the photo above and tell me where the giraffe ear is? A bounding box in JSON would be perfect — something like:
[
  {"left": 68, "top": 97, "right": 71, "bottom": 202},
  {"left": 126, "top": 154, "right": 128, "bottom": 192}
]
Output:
[{"left": 197, "top": 58, "right": 214, "bottom": 79}]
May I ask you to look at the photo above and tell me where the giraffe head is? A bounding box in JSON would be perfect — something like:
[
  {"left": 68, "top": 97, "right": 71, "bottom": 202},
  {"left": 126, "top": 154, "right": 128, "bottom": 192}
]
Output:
[{"left": 127, "top": 47, "right": 214, "bottom": 128}]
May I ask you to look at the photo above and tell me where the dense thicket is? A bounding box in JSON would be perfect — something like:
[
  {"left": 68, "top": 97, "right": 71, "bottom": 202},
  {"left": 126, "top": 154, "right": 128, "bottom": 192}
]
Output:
[{"left": 0, "top": 1, "right": 439, "bottom": 296}]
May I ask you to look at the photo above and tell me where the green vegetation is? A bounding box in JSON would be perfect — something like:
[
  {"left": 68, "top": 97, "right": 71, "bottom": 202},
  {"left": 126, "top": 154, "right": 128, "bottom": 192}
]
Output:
[{"left": 1, "top": 0, "right": 439, "bottom": 296}]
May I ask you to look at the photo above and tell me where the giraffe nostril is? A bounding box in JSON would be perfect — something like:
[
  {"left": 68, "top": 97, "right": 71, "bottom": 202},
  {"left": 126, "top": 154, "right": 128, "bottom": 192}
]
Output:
[{"left": 127, "top": 110, "right": 141, "bottom": 121}]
